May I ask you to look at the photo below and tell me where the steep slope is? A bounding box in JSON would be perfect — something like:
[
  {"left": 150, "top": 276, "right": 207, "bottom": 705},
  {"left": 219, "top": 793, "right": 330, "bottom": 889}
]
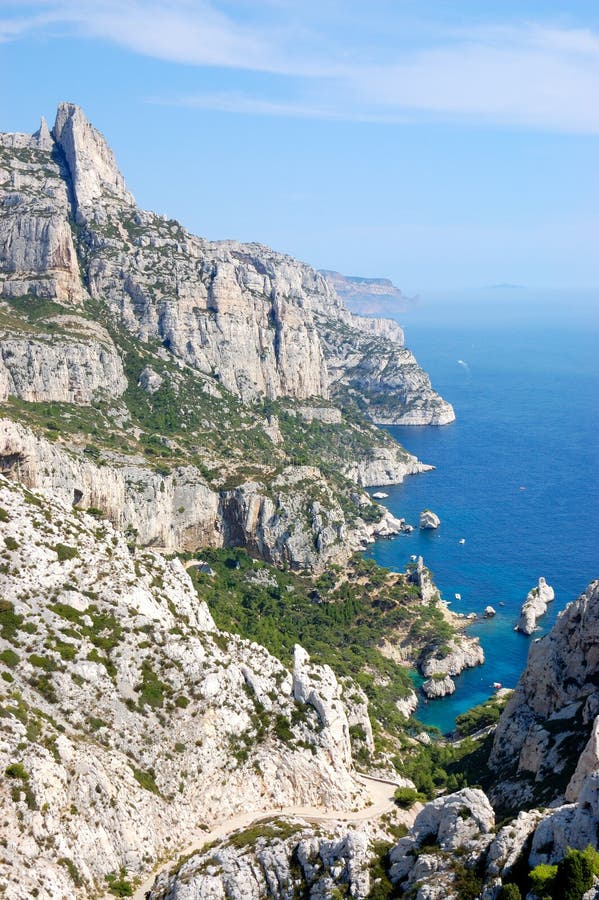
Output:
[
  {"left": 0, "top": 104, "right": 451, "bottom": 569},
  {"left": 489, "top": 579, "right": 599, "bottom": 810},
  {"left": 1, "top": 102, "right": 453, "bottom": 421},
  {"left": 148, "top": 581, "right": 599, "bottom": 899},
  {"left": 0, "top": 475, "right": 369, "bottom": 898}
]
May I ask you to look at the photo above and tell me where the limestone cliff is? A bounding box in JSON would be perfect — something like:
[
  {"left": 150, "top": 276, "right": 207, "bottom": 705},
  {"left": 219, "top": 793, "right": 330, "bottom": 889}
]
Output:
[
  {"left": 0, "top": 103, "right": 454, "bottom": 566},
  {"left": 1, "top": 103, "right": 453, "bottom": 422},
  {"left": 490, "top": 579, "right": 599, "bottom": 809},
  {"left": 0, "top": 419, "right": 406, "bottom": 573}
]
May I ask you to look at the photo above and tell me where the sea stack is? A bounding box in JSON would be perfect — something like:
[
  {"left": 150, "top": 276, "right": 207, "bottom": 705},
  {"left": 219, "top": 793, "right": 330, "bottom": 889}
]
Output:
[
  {"left": 515, "top": 577, "right": 555, "bottom": 635},
  {"left": 420, "top": 509, "right": 441, "bottom": 529}
]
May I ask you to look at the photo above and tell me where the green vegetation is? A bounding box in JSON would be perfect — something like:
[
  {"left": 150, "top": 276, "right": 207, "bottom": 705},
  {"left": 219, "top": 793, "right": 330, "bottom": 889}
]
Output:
[
  {"left": 0, "top": 600, "right": 25, "bottom": 643},
  {"left": 455, "top": 695, "right": 510, "bottom": 737},
  {"left": 226, "top": 819, "right": 301, "bottom": 850},
  {"left": 136, "top": 662, "right": 169, "bottom": 709},
  {"left": 0, "top": 648, "right": 20, "bottom": 668},
  {"left": 393, "top": 786, "right": 425, "bottom": 808},
  {"left": 132, "top": 767, "right": 160, "bottom": 795},
  {"left": 52, "top": 543, "right": 79, "bottom": 562},
  {"left": 498, "top": 885, "right": 522, "bottom": 900},
  {"left": 105, "top": 869, "right": 133, "bottom": 897},
  {"left": 396, "top": 733, "right": 495, "bottom": 800},
  {"left": 188, "top": 548, "right": 455, "bottom": 741}
]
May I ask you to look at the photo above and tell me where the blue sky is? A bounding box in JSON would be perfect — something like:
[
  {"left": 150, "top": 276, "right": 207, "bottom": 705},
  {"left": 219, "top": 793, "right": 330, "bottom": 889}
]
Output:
[{"left": 1, "top": 1, "right": 598, "bottom": 291}]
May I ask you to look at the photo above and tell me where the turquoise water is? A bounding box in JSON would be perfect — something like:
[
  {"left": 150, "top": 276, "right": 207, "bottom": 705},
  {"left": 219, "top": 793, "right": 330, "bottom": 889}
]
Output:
[{"left": 365, "top": 317, "right": 599, "bottom": 734}]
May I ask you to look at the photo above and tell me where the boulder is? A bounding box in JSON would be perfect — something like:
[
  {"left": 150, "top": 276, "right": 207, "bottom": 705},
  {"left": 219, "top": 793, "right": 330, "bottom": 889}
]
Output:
[{"left": 420, "top": 509, "right": 441, "bottom": 529}]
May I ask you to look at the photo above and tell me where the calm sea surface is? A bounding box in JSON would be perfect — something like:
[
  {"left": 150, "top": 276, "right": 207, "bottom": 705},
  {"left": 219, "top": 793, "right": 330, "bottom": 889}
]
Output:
[{"left": 365, "top": 314, "right": 599, "bottom": 733}]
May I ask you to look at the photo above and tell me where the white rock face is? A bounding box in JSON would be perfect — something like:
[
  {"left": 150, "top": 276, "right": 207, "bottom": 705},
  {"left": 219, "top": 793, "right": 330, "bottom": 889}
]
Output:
[
  {"left": 149, "top": 821, "right": 375, "bottom": 900},
  {"left": 422, "top": 675, "right": 456, "bottom": 698},
  {"left": 490, "top": 579, "right": 599, "bottom": 806},
  {"left": 419, "top": 509, "right": 441, "bottom": 529},
  {"left": 396, "top": 690, "right": 419, "bottom": 719},
  {"left": 0, "top": 133, "right": 85, "bottom": 303},
  {"left": 0, "top": 317, "right": 127, "bottom": 402},
  {"left": 389, "top": 789, "right": 495, "bottom": 890},
  {"left": 515, "top": 577, "right": 555, "bottom": 635},
  {"left": 530, "top": 773, "right": 599, "bottom": 866},
  {"left": 53, "top": 101, "right": 136, "bottom": 219},
  {"left": 0, "top": 476, "right": 365, "bottom": 897},
  {"left": 420, "top": 637, "right": 485, "bottom": 680},
  {"left": 485, "top": 809, "right": 545, "bottom": 879},
  {"left": 0, "top": 419, "right": 400, "bottom": 572},
  {"left": 293, "top": 645, "right": 352, "bottom": 768},
  {"left": 566, "top": 715, "right": 599, "bottom": 802}
]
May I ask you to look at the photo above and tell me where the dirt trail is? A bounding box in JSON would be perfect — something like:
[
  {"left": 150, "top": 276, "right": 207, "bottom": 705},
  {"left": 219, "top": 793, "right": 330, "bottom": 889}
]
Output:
[{"left": 131, "top": 774, "right": 401, "bottom": 899}]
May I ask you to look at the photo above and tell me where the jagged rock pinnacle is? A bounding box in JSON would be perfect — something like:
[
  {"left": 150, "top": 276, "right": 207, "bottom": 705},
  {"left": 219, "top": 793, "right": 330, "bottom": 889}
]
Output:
[
  {"left": 32, "top": 116, "right": 53, "bottom": 150},
  {"left": 52, "top": 102, "right": 135, "bottom": 220}
]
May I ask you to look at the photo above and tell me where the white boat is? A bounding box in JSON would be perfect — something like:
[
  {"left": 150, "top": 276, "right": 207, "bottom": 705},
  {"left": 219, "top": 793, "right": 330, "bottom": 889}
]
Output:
[
  {"left": 459, "top": 538, "right": 466, "bottom": 544},
  {"left": 455, "top": 593, "right": 462, "bottom": 600},
  {"left": 493, "top": 682, "right": 502, "bottom": 690},
  {"left": 372, "top": 491, "right": 389, "bottom": 499}
]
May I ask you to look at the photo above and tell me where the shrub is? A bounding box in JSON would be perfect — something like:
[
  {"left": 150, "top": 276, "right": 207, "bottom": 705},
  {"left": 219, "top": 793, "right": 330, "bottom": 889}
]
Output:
[
  {"left": 53, "top": 543, "right": 79, "bottom": 562},
  {"left": 552, "top": 849, "right": 594, "bottom": 900},
  {"left": 0, "top": 648, "right": 19, "bottom": 667},
  {"left": 106, "top": 869, "right": 133, "bottom": 897},
  {"left": 529, "top": 863, "right": 557, "bottom": 897},
  {"left": 394, "top": 786, "right": 425, "bottom": 808},
  {"left": 498, "top": 885, "right": 522, "bottom": 900},
  {"left": 5, "top": 762, "right": 28, "bottom": 781}
]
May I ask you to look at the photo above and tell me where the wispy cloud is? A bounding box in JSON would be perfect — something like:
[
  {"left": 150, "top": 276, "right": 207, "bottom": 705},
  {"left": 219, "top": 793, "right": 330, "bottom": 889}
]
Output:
[{"left": 2, "top": 1, "right": 599, "bottom": 132}]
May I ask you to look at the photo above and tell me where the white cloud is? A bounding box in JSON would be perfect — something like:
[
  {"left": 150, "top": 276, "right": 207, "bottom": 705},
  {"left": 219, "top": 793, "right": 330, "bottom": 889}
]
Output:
[{"left": 2, "top": 1, "right": 599, "bottom": 132}]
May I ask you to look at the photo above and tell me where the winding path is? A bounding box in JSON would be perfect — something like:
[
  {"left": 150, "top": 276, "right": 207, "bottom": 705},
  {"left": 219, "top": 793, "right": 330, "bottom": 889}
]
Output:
[{"left": 132, "top": 774, "right": 401, "bottom": 900}]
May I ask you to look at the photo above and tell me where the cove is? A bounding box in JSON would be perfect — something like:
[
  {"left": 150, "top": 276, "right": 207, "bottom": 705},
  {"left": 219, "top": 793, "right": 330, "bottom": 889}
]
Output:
[{"left": 365, "top": 317, "right": 599, "bottom": 734}]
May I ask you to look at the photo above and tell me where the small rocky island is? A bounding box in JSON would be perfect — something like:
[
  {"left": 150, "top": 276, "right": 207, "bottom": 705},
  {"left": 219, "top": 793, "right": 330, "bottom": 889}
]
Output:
[
  {"left": 420, "top": 509, "right": 441, "bottom": 529},
  {"left": 515, "top": 577, "right": 555, "bottom": 635}
]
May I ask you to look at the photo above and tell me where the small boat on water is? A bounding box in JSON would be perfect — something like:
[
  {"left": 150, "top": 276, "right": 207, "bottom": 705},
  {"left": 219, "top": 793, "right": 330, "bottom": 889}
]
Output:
[
  {"left": 455, "top": 593, "right": 462, "bottom": 600},
  {"left": 459, "top": 538, "right": 466, "bottom": 544},
  {"left": 372, "top": 491, "right": 389, "bottom": 499},
  {"left": 493, "top": 682, "right": 502, "bottom": 690}
]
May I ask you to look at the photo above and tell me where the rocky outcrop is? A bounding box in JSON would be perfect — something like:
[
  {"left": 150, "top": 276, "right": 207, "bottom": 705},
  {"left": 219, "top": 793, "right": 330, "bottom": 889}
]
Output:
[
  {"left": 529, "top": 773, "right": 599, "bottom": 866},
  {"left": 1, "top": 104, "right": 453, "bottom": 424},
  {"left": 515, "top": 576, "right": 555, "bottom": 635},
  {"left": 149, "top": 820, "right": 375, "bottom": 900},
  {"left": 422, "top": 674, "right": 456, "bottom": 698},
  {"left": 0, "top": 131, "right": 85, "bottom": 303},
  {"left": 389, "top": 789, "right": 495, "bottom": 892},
  {"left": 0, "top": 419, "right": 404, "bottom": 572},
  {"left": 0, "top": 476, "right": 366, "bottom": 898},
  {"left": 53, "top": 101, "right": 135, "bottom": 220},
  {"left": 484, "top": 605, "right": 496, "bottom": 618},
  {"left": 292, "top": 645, "right": 352, "bottom": 767},
  {"left": 420, "top": 509, "right": 441, "bottom": 529},
  {"left": 0, "top": 316, "right": 127, "bottom": 403},
  {"left": 396, "top": 690, "right": 419, "bottom": 719},
  {"left": 320, "top": 269, "right": 411, "bottom": 319},
  {"left": 490, "top": 579, "right": 599, "bottom": 809},
  {"left": 420, "top": 636, "right": 485, "bottom": 680},
  {"left": 408, "top": 556, "right": 439, "bottom": 604},
  {"left": 342, "top": 445, "right": 432, "bottom": 487}
]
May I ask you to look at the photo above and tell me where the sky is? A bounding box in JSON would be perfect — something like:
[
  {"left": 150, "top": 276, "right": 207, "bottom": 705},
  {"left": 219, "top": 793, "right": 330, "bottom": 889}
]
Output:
[{"left": 1, "top": 1, "right": 598, "bottom": 293}]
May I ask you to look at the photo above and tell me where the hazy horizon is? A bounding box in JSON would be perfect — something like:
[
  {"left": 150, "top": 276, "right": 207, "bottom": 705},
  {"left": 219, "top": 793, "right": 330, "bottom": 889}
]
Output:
[{"left": 2, "top": 1, "right": 598, "bottom": 290}]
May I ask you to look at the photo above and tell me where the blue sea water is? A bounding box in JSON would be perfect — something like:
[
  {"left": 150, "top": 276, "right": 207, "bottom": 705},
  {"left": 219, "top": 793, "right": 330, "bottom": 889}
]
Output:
[{"left": 365, "top": 308, "right": 599, "bottom": 734}]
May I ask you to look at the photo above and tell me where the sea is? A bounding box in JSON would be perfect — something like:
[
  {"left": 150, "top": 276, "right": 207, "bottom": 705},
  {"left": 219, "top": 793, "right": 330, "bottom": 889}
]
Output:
[{"left": 364, "top": 288, "right": 599, "bottom": 734}]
